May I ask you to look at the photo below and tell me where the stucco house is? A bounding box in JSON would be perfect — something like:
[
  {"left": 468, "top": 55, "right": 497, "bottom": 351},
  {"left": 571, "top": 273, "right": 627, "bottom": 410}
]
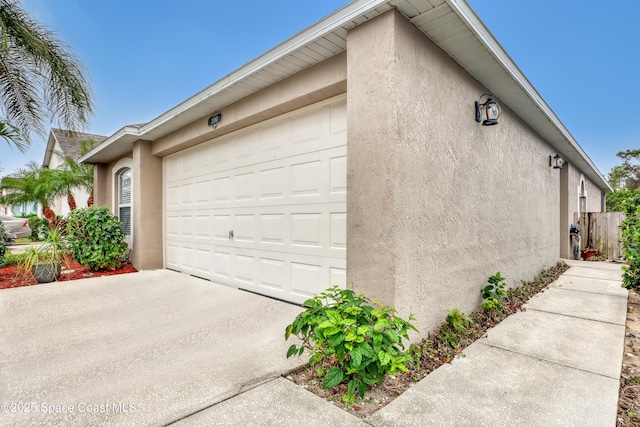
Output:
[
  {"left": 43, "top": 128, "right": 107, "bottom": 216},
  {"left": 81, "top": 0, "right": 610, "bottom": 333}
]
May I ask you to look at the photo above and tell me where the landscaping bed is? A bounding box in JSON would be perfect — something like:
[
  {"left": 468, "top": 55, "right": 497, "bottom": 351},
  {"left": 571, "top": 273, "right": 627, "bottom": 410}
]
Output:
[
  {"left": 0, "top": 254, "right": 137, "bottom": 290},
  {"left": 286, "top": 261, "right": 571, "bottom": 418},
  {"left": 618, "top": 289, "right": 640, "bottom": 427}
]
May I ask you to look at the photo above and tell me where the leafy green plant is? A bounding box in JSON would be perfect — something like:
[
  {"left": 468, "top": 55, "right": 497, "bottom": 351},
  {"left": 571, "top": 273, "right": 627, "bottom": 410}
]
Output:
[
  {"left": 285, "top": 286, "right": 418, "bottom": 403},
  {"left": 439, "top": 309, "right": 473, "bottom": 349},
  {"left": 446, "top": 308, "right": 471, "bottom": 332},
  {"left": 66, "top": 206, "right": 128, "bottom": 271},
  {"left": 621, "top": 203, "right": 640, "bottom": 290},
  {"left": 481, "top": 272, "right": 507, "bottom": 309},
  {"left": 17, "top": 226, "right": 69, "bottom": 282},
  {"left": 0, "top": 221, "right": 7, "bottom": 267}
]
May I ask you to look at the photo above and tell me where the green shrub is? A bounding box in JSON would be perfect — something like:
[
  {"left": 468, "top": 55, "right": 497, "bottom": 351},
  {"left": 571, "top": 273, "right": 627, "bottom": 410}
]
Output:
[
  {"left": 622, "top": 204, "right": 640, "bottom": 290},
  {"left": 17, "top": 214, "right": 47, "bottom": 241},
  {"left": 481, "top": 272, "right": 507, "bottom": 309},
  {"left": 66, "top": 206, "right": 128, "bottom": 271},
  {"left": 285, "top": 286, "right": 418, "bottom": 403},
  {"left": 3, "top": 252, "right": 28, "bottom": 267},
  {"left": 0, "top": 222, "right": 6, "bottom": 267}
]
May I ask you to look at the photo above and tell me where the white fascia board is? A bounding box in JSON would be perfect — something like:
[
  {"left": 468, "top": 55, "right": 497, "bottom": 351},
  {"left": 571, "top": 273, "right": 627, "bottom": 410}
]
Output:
[
  {"left": 447, "top": 0, "right": 611, "bottom": 191},
  {"left": 79, "top": 125, "right": 142, "bottom": 163},
  {"left": 42, "top": 131, "right": 56, "bottom": 167},
  {"left": 132, "top": 0, "right": 389, "bottom": 139}
]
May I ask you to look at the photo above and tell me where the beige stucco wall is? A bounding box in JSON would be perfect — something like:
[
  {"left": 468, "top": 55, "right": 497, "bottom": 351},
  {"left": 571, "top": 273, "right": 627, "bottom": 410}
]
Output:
[
  {"left": 347, "top": 10, "right": 562, "bottom": 334},
  {"left": 93, "top": 163, "right": 108, "bottom": 208},
  {"left": 131, "top": 140, "right": 163, "bottom": 270}
]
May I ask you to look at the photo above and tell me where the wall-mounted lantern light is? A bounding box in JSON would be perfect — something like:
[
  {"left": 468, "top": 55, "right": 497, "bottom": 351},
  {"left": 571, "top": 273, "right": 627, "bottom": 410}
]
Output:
[
  {"left": 208, "top": 112, "right": 223, "bottom": 129},
  {"left": 475, "top": 94, "right": 500, "bottom": 126},
  {"left": 549, "top": 154, "right": 564, "bottom": 169}
]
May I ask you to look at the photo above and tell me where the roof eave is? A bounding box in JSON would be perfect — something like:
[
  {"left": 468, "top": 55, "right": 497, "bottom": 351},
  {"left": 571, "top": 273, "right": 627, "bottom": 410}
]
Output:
[{"left": 80, "top": 126, "right": 142, "bottom": 163}]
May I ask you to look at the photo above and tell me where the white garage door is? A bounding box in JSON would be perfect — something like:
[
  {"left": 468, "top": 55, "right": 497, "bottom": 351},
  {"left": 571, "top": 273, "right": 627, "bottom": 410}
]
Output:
[{"left": 164, "top": 97, "right": 347, "bottom": 304}]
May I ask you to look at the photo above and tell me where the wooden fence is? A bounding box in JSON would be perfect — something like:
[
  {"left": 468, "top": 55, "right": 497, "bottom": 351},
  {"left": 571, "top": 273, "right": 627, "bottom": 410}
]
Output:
[{"left": 579, "top": 212, "right": 626, "bottom": 260}]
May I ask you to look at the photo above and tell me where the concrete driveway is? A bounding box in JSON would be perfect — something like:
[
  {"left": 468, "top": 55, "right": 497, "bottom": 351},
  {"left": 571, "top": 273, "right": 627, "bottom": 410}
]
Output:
[{"left": 0, "top": 270, "right": 304, "bottom": 426}]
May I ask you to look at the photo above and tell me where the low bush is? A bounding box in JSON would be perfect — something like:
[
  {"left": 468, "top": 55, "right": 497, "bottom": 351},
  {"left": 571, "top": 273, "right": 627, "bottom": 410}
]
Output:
[
  {"left": 66, "top": 206, "right": 128, "bottom": 271},
  {"left": 621, "top": 201, "right": 640, "bottom": 290},
  {"left": 481, "top": 272, "right": 507, "bottom": 309},
  {"left": 285, "top": 286, "right": 418, "bottom": 403},
  {"left": 0, "top": 222, "right": 6, "bottom": 267},
  {"left": 3, "top": 252, "right": 28, "bottom": 267}
]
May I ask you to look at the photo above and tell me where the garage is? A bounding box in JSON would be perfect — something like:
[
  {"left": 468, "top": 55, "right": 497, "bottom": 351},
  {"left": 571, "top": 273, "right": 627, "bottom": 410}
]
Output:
[{"left": 164, "top": 97, "right": 347, "bottom": 304}]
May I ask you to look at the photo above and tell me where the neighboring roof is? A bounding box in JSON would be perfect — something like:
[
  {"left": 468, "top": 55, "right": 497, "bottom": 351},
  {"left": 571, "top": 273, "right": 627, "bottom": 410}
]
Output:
[
  {"left": 44, "top": 128, "right": 108, "bottom": 167},
  {"left": 81, "top": 0, "right": 611, "bottom": 192}
]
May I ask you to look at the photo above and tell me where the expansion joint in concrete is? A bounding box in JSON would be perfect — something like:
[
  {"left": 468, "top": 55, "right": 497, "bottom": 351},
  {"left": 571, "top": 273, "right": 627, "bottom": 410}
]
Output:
[{"left": 476, "top": 340, "right": 621, "bottom": 380}]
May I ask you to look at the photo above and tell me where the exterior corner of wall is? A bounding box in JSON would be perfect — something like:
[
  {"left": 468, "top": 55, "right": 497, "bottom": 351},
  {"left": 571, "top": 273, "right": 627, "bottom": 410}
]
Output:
[
  {"left": 132, "top": 140, "right": 164, "bottom": 271},
  {"left": 346, "top": 7, "right": 399, "bottom": 307}
]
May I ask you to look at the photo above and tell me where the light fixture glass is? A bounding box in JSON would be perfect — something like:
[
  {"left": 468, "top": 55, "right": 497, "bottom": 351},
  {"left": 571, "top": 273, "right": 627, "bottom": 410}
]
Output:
[
  {"left": 208, "top": 112, "right": 223, "bottom": 129},
  {"left": 550, "top": 154, "right": 564, "bottom": 169},
  {"left": 475, "top": 95, "right": 501, "bottom": 126}
]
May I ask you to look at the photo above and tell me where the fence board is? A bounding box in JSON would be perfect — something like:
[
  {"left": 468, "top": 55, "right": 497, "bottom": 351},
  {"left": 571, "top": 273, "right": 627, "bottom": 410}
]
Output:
[{"left": 578, "top": 212, "right": 625, "bottom": 260}]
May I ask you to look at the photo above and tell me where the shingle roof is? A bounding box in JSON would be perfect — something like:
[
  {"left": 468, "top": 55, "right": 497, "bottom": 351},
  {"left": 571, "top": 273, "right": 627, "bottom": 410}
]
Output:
[{"left": 50, "top": 128, "right": 108, "bottom": 161}]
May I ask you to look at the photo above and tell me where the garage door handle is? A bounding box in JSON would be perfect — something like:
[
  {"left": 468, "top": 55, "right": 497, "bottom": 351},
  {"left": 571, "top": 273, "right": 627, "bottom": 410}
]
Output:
[{"left": 229, "top": 230, "right": 234, "bottom": 240}]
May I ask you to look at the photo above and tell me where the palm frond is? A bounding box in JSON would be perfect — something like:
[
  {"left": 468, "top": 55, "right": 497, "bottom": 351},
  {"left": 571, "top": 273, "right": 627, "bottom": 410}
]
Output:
[
  {"left": 0, "top": 0, "right": 93, "bottom": 137},
  {"left": 0, "top": 119, "right": 28, "bottom": 152}
]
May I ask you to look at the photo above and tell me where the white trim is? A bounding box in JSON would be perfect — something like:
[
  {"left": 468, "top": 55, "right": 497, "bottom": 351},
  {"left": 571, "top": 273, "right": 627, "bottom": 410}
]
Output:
[
  {"left": 578, "top": 174, "right": 587, "bottom": 215},
  {"left": 111, "top": 158, "right": 133, "bottom": 248}
]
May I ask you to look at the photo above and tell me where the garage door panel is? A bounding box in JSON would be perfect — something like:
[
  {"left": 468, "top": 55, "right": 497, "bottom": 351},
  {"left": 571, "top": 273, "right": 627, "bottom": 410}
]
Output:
[
  {"left": 167, "top": 115, "right": 344, "bottom": 184},
  {"left": 235, "top": 255, "right": 256, "bottom": 286},
  {"left": 260, "top": 214, "right": 285, "bottom": 245},
  {"left": 166, "top": 146, "right": 346, "bottom": 211},
  {"left": 213, "top": 251, "right": 231, "bottom": 281},
  {"left": 195, "top": 215, "right": 211, "bottom": 239},
  {"left": 233, "top": 172, "right": 256, "bottom": 202},
  {"left": 195, "top": 249, "right": 211, "bottom": 275},
  {"left": 290, "top": 262, "right": 323, "bottom": 297},
  {"left": 234, "top": 214, "right": 256, "bottom": 242},
  {"left": 166, "top": 203, "right": 345, "bottom": 258},
  {"left": 329, "top": 155, "right": 347, "bottom": 194},
  {"left": 165, "top": 97, "right": 346, "bottom": 304}
]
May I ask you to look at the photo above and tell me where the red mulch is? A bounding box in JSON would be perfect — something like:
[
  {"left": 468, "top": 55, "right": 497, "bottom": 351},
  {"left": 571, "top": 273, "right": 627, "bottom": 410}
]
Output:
[{"left": 0, "top": 254, "right": 137, "bottom": 289}]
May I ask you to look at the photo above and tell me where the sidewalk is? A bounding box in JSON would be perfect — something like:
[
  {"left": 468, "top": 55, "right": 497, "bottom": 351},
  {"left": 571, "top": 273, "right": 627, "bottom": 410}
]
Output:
[{"left": 175, "top": 260, "right": 627, "bottom": 426}]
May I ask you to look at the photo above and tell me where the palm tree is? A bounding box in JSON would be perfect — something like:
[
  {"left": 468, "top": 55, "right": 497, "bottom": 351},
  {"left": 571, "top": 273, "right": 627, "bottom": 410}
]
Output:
[
  {"left": 0, "top": 0, "right": 94, "bottom": 150},
  {"left": 0, "top": 162, "right": 64, "bottom": 227}
]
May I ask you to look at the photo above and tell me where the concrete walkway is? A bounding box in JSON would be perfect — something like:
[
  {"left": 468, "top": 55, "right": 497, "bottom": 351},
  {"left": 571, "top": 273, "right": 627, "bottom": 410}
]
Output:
[
  {"left": 1, "top": 260, "right": 627, "bottom": 426},
  {"left": 368, "top": 259, "right": 627, "bottom": 427}
]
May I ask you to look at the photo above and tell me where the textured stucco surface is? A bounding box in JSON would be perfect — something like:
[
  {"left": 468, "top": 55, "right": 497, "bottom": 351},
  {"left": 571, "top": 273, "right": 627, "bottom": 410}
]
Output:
[
  {"left": 347, "top": 10, "right": 562, "bottom": 334},
  {"left": 93, "top": 163, "right": 108, "bottom": 208},
  {"left": 132, "top": 140, "right": 163, "bottom": 269},
  {"left": 152, "top": 53, "right": 347, "bottom": 158},
  {"left": 346, "top": 10, "right": 398, "bottom": 306}
]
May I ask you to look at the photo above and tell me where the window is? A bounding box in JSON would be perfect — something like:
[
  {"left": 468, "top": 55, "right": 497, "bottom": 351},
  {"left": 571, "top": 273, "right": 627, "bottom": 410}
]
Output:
[{"left": 118, "top": 168, "right": 132, "bottom": 235}]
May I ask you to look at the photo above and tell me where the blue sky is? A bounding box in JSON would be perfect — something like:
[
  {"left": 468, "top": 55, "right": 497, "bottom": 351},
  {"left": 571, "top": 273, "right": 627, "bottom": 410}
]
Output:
[{"left": 3, "top": 0, "right": 638, "bottom": 179}]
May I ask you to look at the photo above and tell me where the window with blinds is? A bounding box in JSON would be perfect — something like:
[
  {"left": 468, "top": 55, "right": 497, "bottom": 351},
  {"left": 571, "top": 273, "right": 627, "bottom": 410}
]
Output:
[{"left": 118, "top": 168, "right": 132, "bottom": 235}]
